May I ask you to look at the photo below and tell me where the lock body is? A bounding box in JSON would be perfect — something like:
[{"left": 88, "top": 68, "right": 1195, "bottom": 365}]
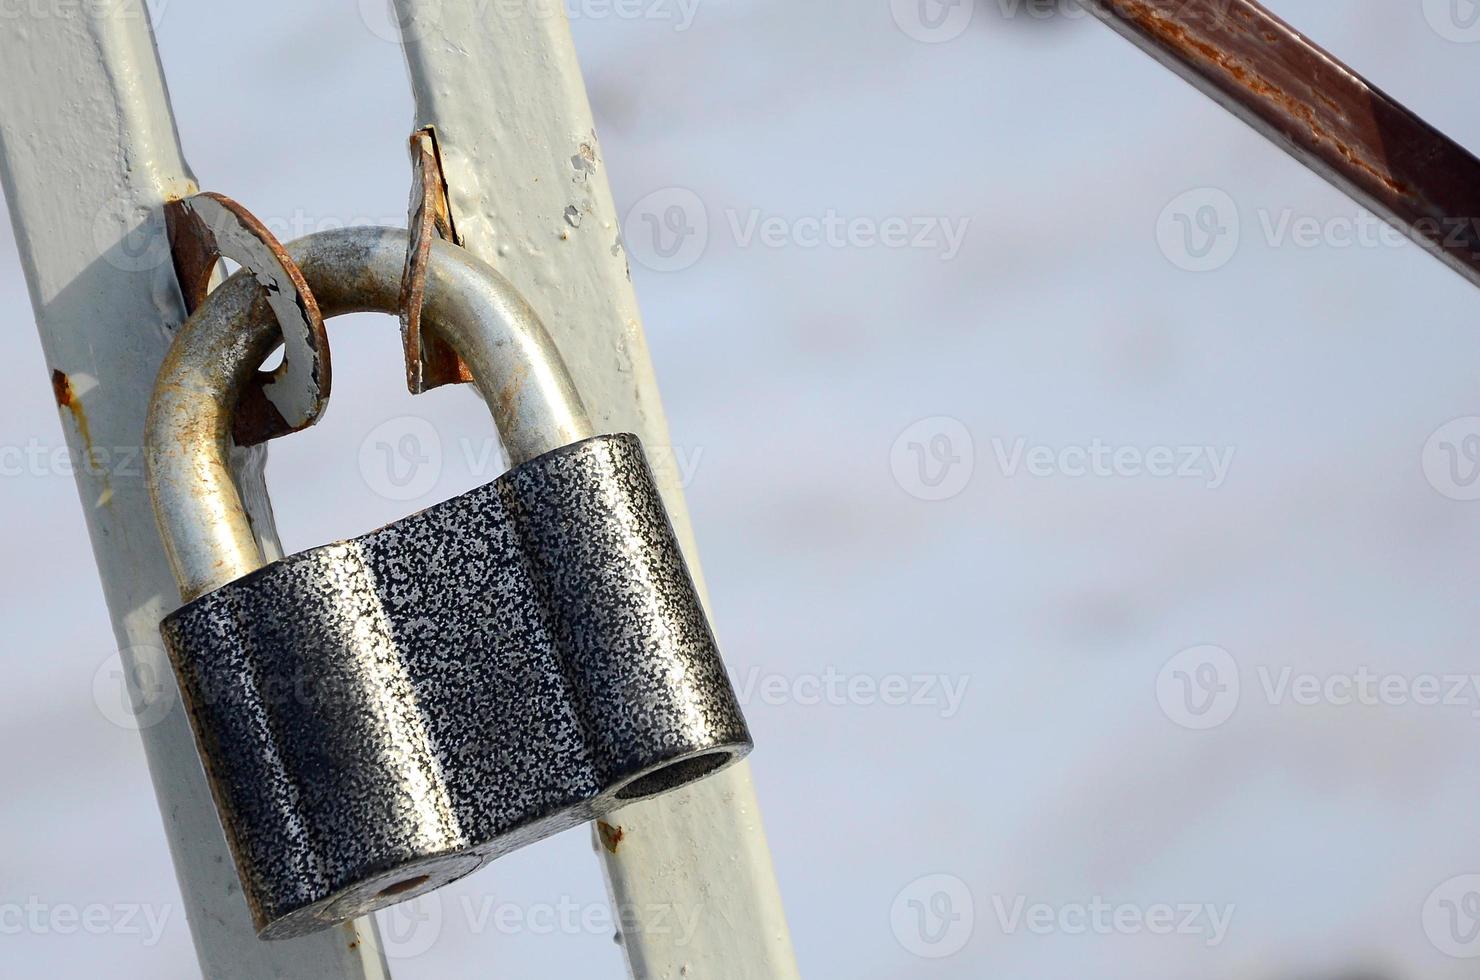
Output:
[
  {"left": 148, "top": 228, "right": 752, "bottom": 939},
  {"left": 162, "top": 433, "right": 749, "bottom": 939}
]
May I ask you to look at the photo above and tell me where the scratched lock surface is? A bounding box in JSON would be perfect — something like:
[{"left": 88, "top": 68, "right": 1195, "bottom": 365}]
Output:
[{"left": 161, "top": 434, "right": 751, "bottom": 939}]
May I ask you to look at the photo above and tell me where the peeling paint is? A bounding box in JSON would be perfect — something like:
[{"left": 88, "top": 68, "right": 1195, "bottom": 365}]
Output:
[{"left": 570, "top": 141, "right": 598, "bottom": 182}]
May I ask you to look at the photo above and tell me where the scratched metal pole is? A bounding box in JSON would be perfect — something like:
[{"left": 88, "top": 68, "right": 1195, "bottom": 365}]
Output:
[
  {"left": 0, "top": 5, "right": 390, "bottom": 977},
  {"left": 391, "top": 2, "right": 801, "bottom": 977},
  {"left": 1079, "top": 0, "right": 1480, "bottom": 290}
]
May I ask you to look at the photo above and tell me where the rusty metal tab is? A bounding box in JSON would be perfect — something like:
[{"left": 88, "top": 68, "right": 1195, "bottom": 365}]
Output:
[
  {"left": 165, "top": 192, "right": 331, "bottom": 445},
  {"left": 401, "top": 128, "right": 474, "bottom": 394},
  {"left": 1082, "top": 0, "right": 1480, "bottom": 289}
]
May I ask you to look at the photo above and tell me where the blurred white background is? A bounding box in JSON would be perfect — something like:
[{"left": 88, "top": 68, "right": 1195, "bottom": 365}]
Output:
[{"left": 3, "top": 0, "right": 1480, "bottom": 977}]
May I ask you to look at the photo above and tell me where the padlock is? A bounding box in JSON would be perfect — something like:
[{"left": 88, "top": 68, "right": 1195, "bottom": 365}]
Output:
[{"left": 146, "top": 227, "right": 751, "bottom": 940}]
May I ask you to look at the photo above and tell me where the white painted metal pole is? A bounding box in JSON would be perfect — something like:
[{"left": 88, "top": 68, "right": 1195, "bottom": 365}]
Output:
[
  {"left": 392, "top": 4, "right": 801, "bottom": 977},
  {"left": 0, "top": 5, "right": 389, "bottom": 977}
]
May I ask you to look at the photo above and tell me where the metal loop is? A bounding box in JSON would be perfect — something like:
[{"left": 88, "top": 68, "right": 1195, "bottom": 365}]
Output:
[{"left": 165, "top": 192, "right": 331, "bottom": 445}]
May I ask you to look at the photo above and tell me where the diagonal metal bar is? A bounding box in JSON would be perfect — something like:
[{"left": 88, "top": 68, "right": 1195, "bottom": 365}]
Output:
[
  {"left": 0, "top": 4, "right": 389, "bottom": 976},
  {"left": 1079, "top": 0, "right": 1480, "bottom": 289},
  {"left": 391, "top": 2, "right": 801, "bottom": 977}
]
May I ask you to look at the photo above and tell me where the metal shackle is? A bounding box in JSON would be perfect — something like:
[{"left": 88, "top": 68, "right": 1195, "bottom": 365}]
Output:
[{"left": 147, "top": 225, "right": 593, "bottom": 601}]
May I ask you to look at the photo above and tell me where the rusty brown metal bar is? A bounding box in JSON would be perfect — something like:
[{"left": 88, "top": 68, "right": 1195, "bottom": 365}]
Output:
[{"left": 1080, "top": 0, "right": 1480, "bottom": 289}]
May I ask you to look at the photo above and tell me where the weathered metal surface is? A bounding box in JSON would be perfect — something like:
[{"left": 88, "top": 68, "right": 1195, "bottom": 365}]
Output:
[
  {"left": 160, "top": 433, "right": 752, "bottom": 939},
  {"left": 400, "top": 128, "right": 474, "bottom": 393},
  {"left": 1080, "top": 0, "right": 1480, "bottom": 288},
  {"left": 0, "top": 4, "right": 390, "bottom": 977},
  {"left": 149, "top": 226, "right": 592, "bottom": 602},
  {"left": 393, "top": 3, "right": 800, "bottom": 976},
  {"left": 164, "top": 192, "right": 332, "bottom": 444}
]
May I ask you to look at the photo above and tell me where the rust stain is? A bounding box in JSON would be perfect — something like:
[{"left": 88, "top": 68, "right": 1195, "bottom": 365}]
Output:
[
  {"left": 50, "top": 368, "right": 73, "bottom": 408},
  {"left": 598, "top": 820, "right": 624, "bottom": 854},
  {"left": 495, "top": 363, "right": 530, "bottom": 425},
  {"left": 52, "top": 369, "right": 113, "bottom": 506},
  {"left": 1114, "top": 0, "right": 1412, "bottom": 198}
]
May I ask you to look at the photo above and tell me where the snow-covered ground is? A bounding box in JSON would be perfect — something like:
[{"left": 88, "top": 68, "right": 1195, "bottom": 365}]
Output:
[{"left": 2, "top": 2, "right": 1479, "bottom": 977}]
